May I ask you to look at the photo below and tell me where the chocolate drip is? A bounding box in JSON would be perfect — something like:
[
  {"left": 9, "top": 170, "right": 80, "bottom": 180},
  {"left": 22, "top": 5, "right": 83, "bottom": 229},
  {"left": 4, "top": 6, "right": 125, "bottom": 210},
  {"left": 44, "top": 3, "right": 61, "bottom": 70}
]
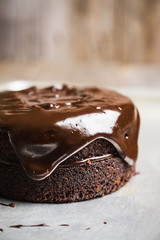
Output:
[
  {"left": 0, "top": 202, "right": 15, "bottom": 208},
  {"left": 0, "top": 85, "right": 140, "bottom": 180},
  {"left": 59, "top": 224, "right": 69, "bottom": 226},
  {"left": 9, "top": 223, "right": 49, "bottom": 229},
  {"left": 0, "top": 153, "right": 112, "bottom": 167}
]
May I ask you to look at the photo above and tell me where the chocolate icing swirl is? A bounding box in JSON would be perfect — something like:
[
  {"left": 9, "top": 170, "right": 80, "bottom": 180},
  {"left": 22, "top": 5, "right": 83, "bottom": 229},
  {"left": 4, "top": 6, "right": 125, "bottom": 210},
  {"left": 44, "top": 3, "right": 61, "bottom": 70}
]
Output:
[{"left": 0, "top": 84, "right": 140, "bottom": 180}]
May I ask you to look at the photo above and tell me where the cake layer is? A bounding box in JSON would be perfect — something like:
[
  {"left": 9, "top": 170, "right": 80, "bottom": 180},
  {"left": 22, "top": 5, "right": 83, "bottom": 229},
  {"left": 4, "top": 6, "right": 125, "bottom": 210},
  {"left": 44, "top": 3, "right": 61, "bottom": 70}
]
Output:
[{"left": 0, "top": 156, "right": 135, "bottom": 203}]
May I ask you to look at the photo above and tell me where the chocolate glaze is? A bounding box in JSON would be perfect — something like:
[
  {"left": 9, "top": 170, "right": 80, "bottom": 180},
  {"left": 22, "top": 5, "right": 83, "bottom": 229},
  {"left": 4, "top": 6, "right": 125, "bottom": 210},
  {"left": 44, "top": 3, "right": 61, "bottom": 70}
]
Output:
[
  {"left": 0, "top": 202, "right": 15, "bottom": 208},
  {"left": 0, "top": 159, "right": 19, "bottom": 166},
  {"left": 0, "top": 228, "right": 3, "bottom": 232},
  {"left": 9, "top": 224, "right": 49, "bottom": 229},
  {"left": 0, "top": 153, "right": 113, "bottom": 167},
  {"left": 0, "top": 84, "right": 140, "bottom": 180}
]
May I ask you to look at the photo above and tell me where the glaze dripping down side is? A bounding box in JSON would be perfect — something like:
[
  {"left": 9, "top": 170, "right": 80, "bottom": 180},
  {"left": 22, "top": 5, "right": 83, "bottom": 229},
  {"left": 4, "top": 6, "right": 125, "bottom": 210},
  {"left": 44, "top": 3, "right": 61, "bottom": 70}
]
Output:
[{"left": 0, "top": 85, "right": 140, "bottom": 180}]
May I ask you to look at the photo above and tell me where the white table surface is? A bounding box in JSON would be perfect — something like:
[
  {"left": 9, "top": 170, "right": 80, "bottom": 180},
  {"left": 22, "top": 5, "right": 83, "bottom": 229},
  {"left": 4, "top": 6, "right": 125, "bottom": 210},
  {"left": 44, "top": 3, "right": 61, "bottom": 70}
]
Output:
[{"left": 0, "top": 82, "right": 160, "bottom": 240}]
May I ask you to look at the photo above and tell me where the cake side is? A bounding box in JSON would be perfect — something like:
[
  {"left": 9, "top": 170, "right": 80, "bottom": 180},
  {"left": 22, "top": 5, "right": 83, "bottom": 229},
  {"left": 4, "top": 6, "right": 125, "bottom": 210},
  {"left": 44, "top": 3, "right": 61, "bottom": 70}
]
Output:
[
  {"left": 0, "top": 136, "right": 135, "bottom": 202},
  {"left": 0, "top": 159, "right": 135, "bottom": 203}
]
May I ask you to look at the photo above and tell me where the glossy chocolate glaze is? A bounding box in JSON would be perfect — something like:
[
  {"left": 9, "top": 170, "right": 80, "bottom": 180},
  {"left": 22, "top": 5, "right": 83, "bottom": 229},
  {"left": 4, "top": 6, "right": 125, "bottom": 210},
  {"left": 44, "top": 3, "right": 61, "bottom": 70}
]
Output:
[
  {"left": 0, "top": 84, "right": 140, "bottom": 180},
  {"left": 0, "top": 153, "right": 112, "bottom": 167}
]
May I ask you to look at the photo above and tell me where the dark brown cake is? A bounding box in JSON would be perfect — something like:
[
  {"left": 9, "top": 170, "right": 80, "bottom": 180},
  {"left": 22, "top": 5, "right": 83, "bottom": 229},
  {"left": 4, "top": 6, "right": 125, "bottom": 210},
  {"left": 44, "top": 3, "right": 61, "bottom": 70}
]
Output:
[{"left": 0, "top": 85, "right": 140, "bottom": 203}]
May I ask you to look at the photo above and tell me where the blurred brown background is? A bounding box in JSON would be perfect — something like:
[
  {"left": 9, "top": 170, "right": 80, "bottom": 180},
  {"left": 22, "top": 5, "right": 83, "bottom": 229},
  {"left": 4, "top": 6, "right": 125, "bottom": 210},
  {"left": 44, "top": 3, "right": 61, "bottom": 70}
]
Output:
[{"left": 0, "top": 0, "right": 160, "bottom": 87}]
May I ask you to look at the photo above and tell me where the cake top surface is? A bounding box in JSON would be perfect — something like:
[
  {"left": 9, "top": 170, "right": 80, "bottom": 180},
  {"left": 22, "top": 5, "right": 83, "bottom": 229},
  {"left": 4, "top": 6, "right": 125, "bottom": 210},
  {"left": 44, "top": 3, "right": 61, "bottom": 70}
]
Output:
[{"left": 0, "top": 84, "right": 140, "bottom": 180}]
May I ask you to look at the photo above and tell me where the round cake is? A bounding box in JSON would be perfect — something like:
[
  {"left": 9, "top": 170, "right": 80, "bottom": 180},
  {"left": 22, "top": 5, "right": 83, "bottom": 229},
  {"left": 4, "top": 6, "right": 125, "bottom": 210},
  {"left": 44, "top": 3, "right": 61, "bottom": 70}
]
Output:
[{"left": 0, "top": 84, "right": 140, "bottom": 203}]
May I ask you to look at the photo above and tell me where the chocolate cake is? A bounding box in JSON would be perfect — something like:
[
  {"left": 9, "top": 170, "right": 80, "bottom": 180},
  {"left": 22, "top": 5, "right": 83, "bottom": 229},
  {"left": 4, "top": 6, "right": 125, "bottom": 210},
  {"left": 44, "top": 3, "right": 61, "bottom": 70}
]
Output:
[{"left": 0, "top": 84, "right": 140, "bottom": 203}]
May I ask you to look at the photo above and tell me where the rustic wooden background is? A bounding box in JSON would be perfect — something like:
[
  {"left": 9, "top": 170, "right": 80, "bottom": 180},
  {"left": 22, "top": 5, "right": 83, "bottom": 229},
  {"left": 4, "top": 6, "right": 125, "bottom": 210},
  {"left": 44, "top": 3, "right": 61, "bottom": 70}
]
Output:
[
  {"left": 0, "top": 0, "right": 160, "bottom": 87},
  {"left": 0, "top": 0, "right": 160, "bottom": 64}
]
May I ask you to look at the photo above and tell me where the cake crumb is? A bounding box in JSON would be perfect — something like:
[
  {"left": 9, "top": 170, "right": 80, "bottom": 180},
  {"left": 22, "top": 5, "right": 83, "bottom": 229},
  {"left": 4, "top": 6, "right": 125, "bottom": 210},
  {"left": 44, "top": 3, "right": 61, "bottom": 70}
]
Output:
[
  {"left": 87, "top": 160, "right": 91, "bottom": 165},
  {"left": 86, "top": 228, "right": 91, "bottom": 230},
  {"left": 9, "top": 203, "right": 15, "bottom": 208}
]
